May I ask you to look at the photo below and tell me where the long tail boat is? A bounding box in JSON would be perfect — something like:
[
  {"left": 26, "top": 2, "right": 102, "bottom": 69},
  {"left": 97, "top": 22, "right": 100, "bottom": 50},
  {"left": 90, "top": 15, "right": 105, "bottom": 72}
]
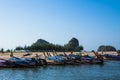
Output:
[{"left": 104, "top": 54, "right": 120, "bottom": 60}]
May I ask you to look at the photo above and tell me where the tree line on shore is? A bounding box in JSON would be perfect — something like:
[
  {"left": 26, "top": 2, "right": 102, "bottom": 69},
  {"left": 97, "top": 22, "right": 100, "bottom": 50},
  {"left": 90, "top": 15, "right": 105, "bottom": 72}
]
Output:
[
  {"left": 0, "top": 38, "right": 119, "bottom": 53},
  {"left": 0, "top": 38, "right": 83, "bottom": 52},
  {"left": 15, "top": 38, "right": 83, "bottom": 52}
]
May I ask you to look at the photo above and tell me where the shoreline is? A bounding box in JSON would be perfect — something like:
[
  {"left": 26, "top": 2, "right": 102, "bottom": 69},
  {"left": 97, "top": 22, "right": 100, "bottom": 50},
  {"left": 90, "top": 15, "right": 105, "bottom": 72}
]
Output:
[{"left": 0, "top": 51, "right": 118, "bottom": 60}]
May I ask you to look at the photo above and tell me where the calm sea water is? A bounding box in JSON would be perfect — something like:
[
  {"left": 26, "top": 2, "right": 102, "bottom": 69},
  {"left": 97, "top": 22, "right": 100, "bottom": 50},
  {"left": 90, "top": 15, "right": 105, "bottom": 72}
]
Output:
[{"left": 0, "top": 61, "right": 120, "bottom": 80}]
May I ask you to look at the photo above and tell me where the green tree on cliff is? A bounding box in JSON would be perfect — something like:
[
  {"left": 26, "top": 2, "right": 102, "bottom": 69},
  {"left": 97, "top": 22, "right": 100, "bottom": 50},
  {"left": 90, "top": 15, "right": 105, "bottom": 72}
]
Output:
[{"left": 97, "top": 45, "right": 116, "bottom": 51}]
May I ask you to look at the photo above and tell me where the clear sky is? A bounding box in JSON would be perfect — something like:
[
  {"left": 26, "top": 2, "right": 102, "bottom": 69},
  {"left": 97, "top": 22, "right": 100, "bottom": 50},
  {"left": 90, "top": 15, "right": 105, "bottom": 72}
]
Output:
[{"left": 0, "top": 0, "right": 120, "bottom": 51}]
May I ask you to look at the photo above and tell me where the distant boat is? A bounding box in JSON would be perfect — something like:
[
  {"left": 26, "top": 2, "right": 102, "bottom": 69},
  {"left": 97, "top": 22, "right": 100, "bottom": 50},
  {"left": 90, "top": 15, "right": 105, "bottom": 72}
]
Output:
[
  {"left": 0, "top": 59, "right": 10, "bottom": 68},
  {"left": 104, "top": 54, "right": 120, "bottom": 60}
]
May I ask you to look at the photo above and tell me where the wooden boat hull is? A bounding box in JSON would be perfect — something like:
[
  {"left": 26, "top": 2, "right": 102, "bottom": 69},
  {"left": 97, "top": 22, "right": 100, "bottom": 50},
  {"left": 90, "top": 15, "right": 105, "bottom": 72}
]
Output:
[{"left": 104, "top": 54, "right": 120, "bottom": 60}]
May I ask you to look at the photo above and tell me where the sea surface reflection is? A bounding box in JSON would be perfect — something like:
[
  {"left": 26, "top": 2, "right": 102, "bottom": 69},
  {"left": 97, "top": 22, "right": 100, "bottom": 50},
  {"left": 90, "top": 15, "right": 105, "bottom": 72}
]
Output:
[{"left": 0, "top": 61, "right": 120, "bottom": 80}]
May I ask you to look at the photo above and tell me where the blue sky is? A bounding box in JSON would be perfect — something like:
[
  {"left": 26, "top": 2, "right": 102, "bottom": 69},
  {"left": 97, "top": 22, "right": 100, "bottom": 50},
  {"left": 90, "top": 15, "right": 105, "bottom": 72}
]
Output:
[{"left": 0, "top": 0, "right": 120, "bottom": 51}]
